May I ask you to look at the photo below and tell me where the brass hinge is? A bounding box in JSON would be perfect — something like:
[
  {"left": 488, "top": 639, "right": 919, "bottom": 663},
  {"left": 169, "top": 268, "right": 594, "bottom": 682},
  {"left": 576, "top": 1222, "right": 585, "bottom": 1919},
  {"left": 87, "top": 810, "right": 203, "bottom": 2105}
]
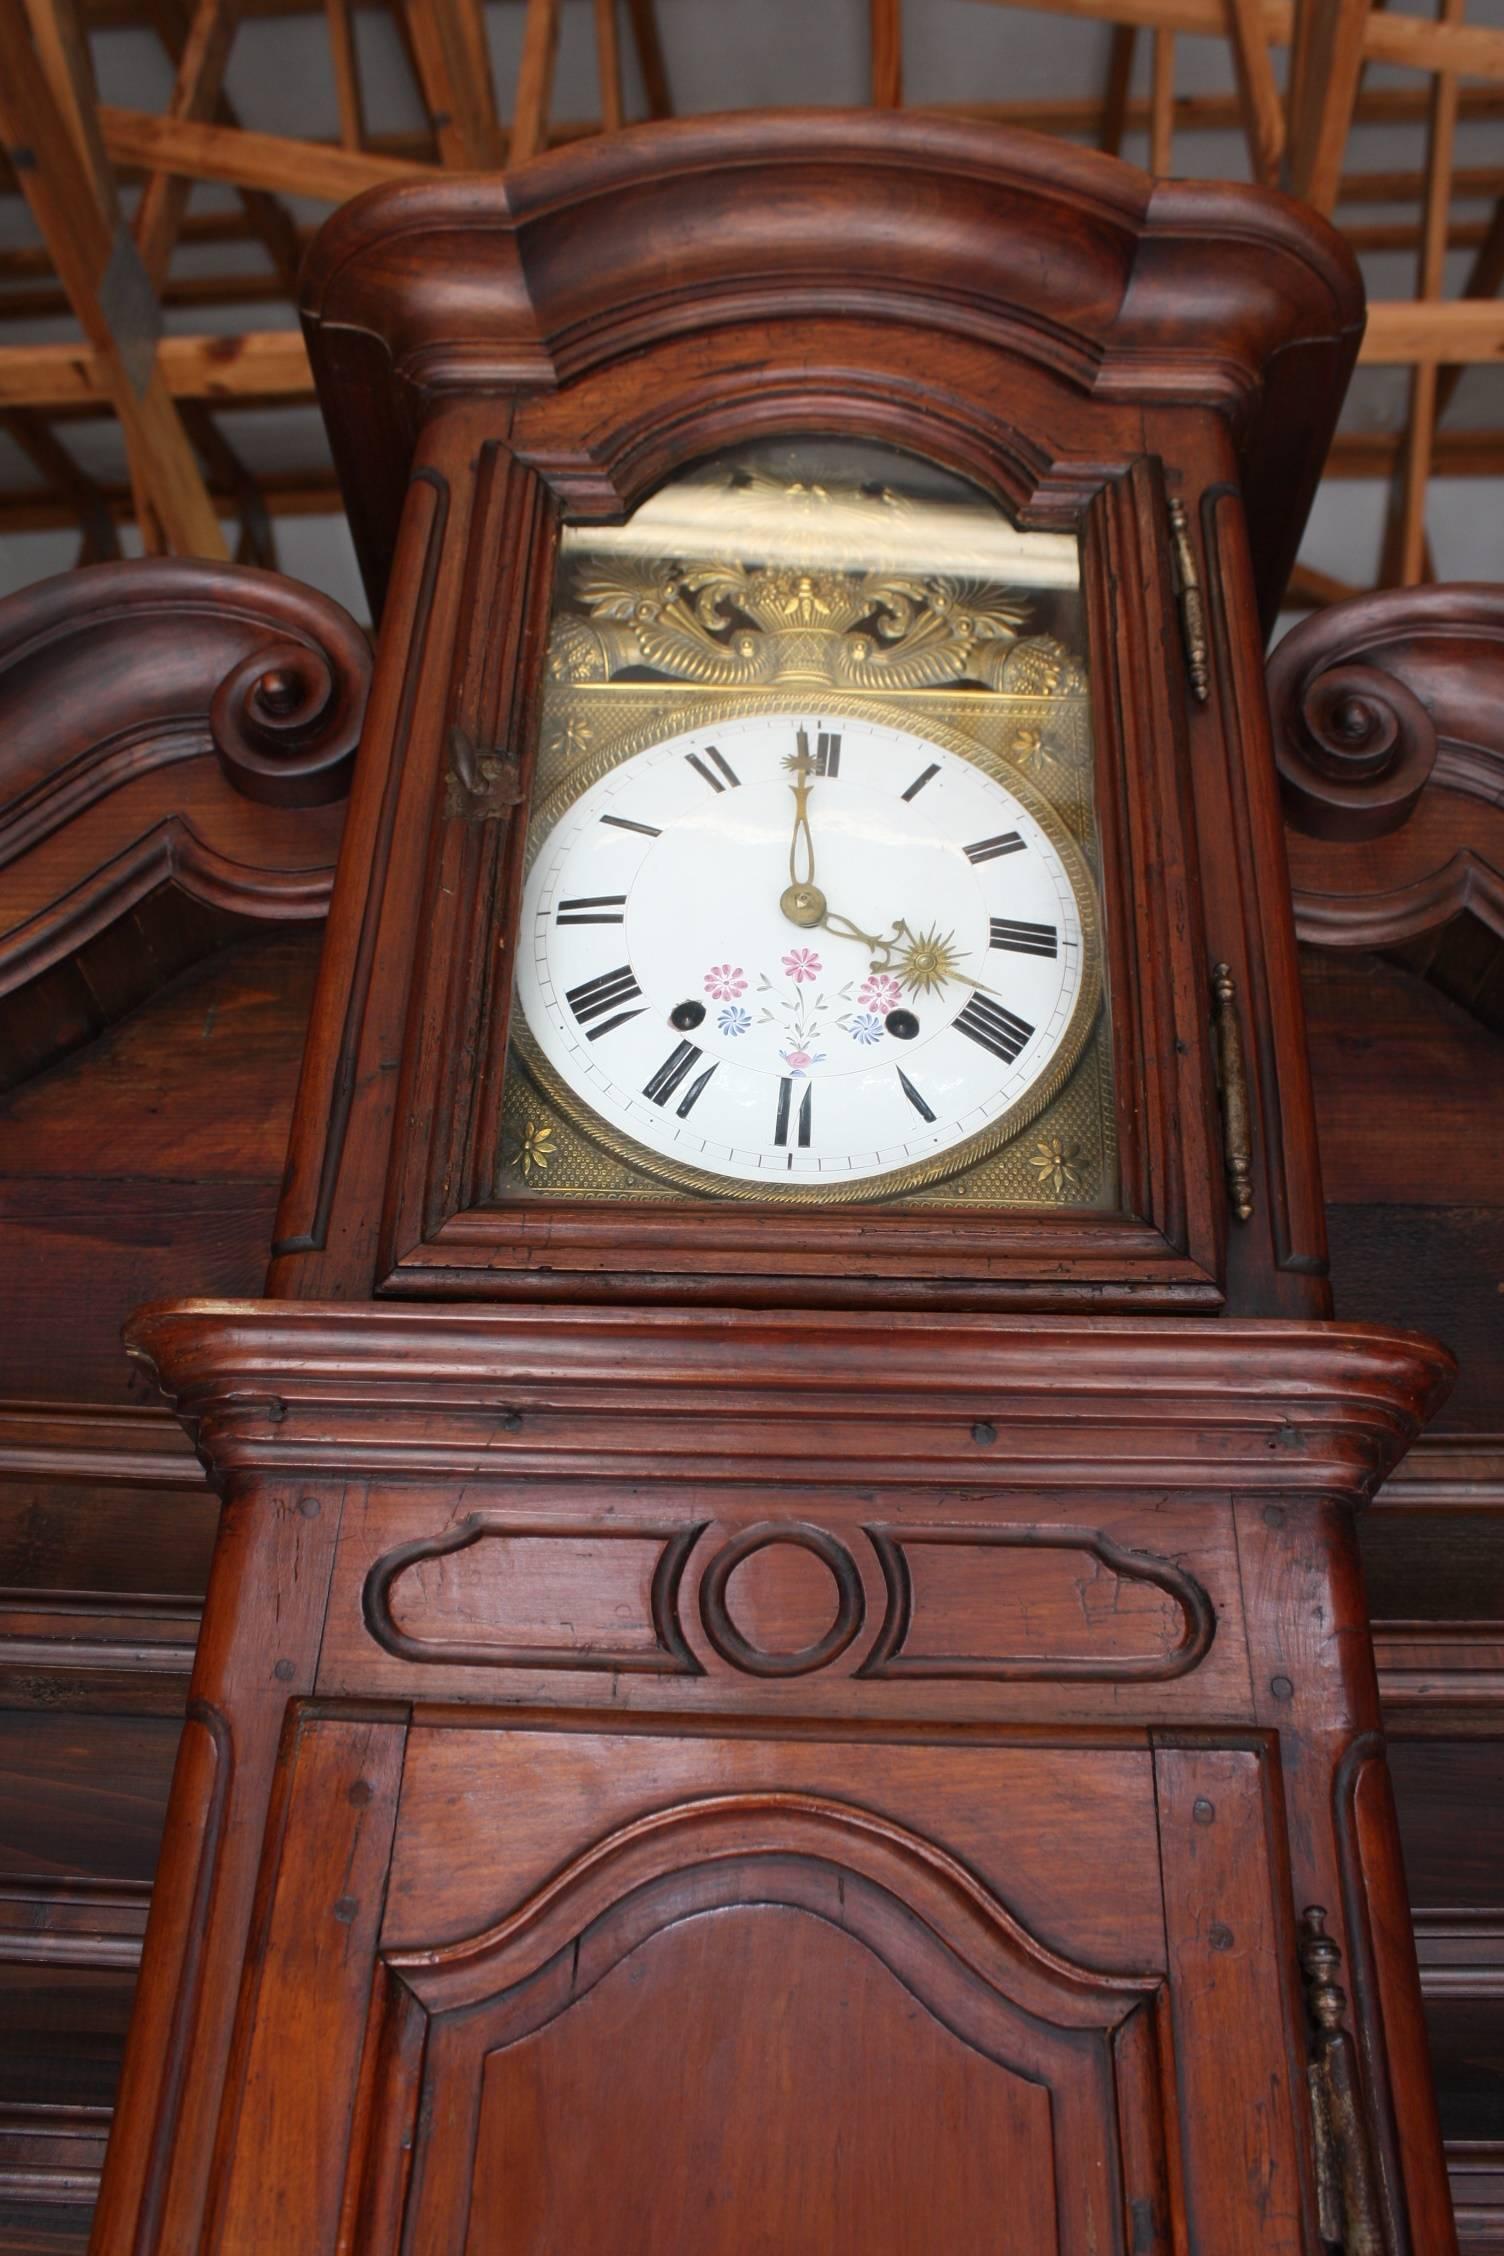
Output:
[
  {"left": 1299, "top": 1908, "right": 1386, "bottom": 2255},
  {"left": 1211, "top": 962, "right": 1254, "bottom": 1223},
  {"left": 445, "top": 724, "right": 524, "bottom": 822},
  {"left": 1167, "top": 496, "right": 1210, "bottom": 705}
]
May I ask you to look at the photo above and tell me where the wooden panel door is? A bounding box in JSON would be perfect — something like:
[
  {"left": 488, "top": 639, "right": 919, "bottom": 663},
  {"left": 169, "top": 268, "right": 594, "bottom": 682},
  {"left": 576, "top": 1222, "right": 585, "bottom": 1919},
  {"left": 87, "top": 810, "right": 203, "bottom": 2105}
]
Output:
[{"left": 205, "top": 1713, "right": 1314, "bottom": 2254}]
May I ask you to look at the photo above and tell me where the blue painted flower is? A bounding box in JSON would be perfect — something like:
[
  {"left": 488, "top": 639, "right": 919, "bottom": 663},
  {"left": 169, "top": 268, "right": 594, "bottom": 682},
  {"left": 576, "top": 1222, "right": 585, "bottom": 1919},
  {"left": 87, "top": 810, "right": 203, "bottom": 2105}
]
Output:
[
  {"left": 718, "top": 1004, "right": 751, "bottom": 1037},
  {"left": 848, "top": 1013, "right": 884, "bottom": 1046}
]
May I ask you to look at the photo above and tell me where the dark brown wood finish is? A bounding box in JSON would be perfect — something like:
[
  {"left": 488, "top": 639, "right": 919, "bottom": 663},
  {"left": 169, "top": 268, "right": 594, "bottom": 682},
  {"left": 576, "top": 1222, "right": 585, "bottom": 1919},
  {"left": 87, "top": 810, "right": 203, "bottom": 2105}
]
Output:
[
  {"left": 94, "top": 1302, "right": 1452, "bottom": 2254},
  {"left": 0, "top": 558, "right": 364, "bottom": 1090},
  {"left": 0, "top": 556, "right": 367, "bottom": 2253},
  {"left": 0, "top": 115, "right": 1470, "bottom": 2256},
  {"left": 266, "top": 111, "right": 1366, "bottom": 1318},
  {"left": 297, "top": 112, "right": 1364, "bottom": 636},
  {"left": 1273, "top": 584, "right": 1504, "bottom": 1034}
]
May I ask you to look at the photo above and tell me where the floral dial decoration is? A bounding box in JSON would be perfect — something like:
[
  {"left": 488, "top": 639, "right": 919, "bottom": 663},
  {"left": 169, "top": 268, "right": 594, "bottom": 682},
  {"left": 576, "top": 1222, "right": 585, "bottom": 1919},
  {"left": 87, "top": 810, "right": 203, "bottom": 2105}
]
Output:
[{"left": 515, "top": 704, "right": 1099, "bottom": 1198}]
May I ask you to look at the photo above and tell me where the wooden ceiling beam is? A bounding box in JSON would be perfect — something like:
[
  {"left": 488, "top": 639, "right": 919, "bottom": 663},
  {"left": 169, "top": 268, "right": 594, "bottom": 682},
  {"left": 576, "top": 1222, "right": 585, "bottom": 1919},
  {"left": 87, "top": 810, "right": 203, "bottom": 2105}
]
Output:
[
  {"left": 1097, "top": 24, "right": 1135, "bottom": 155},
  {"left": 0, "top": 329, "right": 314, "bottom": 409},
  {"left": 0, "top": 468, "right": 342, "bottom": 529},
  {"left": 397, "top": 0, "right": 504, "bottom": 167},
  {"left": 1339, "top": 161, "right": 1503, "bottom": 208},
  {"left": 0, "top": 206, "right": 306, "bottom": 273},
  {"left": 179, "top": 399, "right": 275, "bottom": 566},
  {"left": 1148, "top": 26, "right": 1174, "bottom": 177},
  {"left": 1343, "top": 215, "right": 1490, "bottom": 256},
  {"left": 595, "top": 0, "right": 624, "bottom": 128},
  {"left": 134, "top": 0, "right": 243, "bottom": 286},
  {"left": 1221, "top": 0, "right": 1283, "bottom": 191},
  {"left": 869, "top": 0, "right": 901, "bottom": 108},
  {"left": 22, "top": 0, "right": 120, "bottom": 215},
  {"left": 1285, "top": 0, "right": 1368, "bottom": 214},
  {"left": 624, "top": 0, "right": 670, "bottom": 118},
  {"left": 1325, "top": 428, "right": 1504, "bottom": 478},
  {"left": 142, "top": 0, "right": 301, "bottom": 294},
  {"left": 2, "top": 269, "right": 298, "bottom": 318},
  {"left": 1285, "top": 562, "right": 1362, "bottom": 610},
  {"left": 1361, "top": 300, "right": 1504, "bottom": 364},
  {"left": 0, "top": 0, "right": 227, "bottom": 555},
  {"left": 964, "top": 0, "right": 1504, "bottom": 85},
  {"left": 509, "top": 0, "right": 560, "bottom": 167},
  {"left": 324, "top": 0, "right": 366, "bottom": 148},
  {"left": 932, "top": 85, "right": 1504, "bottom": 134},
  {"left": 1384, "top": 0, "right": 1465, "bottom": 591},
  {"left": 97, "top": 102, "right": 435, "bottom": 197}
]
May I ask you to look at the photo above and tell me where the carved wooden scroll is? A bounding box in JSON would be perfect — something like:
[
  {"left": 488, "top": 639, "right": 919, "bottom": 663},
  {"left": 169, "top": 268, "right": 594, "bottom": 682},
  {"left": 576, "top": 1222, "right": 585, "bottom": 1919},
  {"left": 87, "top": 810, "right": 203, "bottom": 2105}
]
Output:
[
  {"left": 1271, "top": 584, "right": 1504, "bottom": 1030},
  {"left": 0, "top": 558, "right": 368, "bottom": 1085}
]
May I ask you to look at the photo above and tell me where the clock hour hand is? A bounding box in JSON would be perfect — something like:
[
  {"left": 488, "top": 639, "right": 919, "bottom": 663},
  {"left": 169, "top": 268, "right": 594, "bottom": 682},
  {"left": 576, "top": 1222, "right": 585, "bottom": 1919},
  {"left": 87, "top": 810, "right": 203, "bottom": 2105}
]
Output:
[{"left": 817, "top": 908, "right": 1014, "bottom": 1005}]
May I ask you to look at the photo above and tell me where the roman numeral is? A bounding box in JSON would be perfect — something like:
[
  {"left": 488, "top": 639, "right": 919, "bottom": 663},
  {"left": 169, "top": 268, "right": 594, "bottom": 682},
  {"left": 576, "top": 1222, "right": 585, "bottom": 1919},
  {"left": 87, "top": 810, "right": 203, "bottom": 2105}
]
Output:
[
  {"left": 600, "top": 813, "right": 661, "bottom": 838},
  {"left": 685, "top": 746, "right": 740, "bottom": 793},
  {"left": 989, "top": 916, "right": 1057, "bottom": 958},
  {"left": 954, "top": 992, "right": 1034, "bottom": 1064},
  {"left": 643, "top": 1040, "right": 710, "bottom": 1108},
  {"left": 556, "top": 895, "right": 627, "bottom": 926},
  {"left": 773, "top": 1078, "right": 813, "bottom": 1148},
  {"left": 565, "top": 964, "right": 644, "bottom": 1040},
  {"left": 964, "top": 831, "right": 1026, "bottom": 864},
  {"left": 896, "top": 1069, "right": 936, "bottom": 1123},
  {"left": 901, "top": 762, "right": 939, "bottom": 802},
  {"left": 813, "top": 730, "right": 841, "bottom": 777}
]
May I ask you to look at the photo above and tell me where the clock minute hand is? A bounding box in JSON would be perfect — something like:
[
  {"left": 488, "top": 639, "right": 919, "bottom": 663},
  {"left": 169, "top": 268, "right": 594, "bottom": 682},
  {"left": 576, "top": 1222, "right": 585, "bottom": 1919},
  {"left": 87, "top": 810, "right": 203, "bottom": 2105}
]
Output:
[{"left": 779, "top": 732, "right": 826, "bottom": 929}]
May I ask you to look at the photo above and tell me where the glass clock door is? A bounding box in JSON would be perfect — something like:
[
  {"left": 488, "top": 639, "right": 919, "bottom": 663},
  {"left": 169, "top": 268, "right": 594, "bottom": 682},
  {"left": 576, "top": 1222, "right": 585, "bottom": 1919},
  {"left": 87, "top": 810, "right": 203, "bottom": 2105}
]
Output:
[{"left": 500, "top": 438, "right": 1114, "bottom": 1211}]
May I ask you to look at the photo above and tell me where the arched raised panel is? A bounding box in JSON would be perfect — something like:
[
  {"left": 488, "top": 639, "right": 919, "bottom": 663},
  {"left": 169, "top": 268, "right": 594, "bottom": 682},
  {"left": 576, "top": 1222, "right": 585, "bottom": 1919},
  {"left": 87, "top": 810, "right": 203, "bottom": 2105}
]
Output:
[
  {"left": 440, "top": 1907, "right": 1063, "bottom": 2254},
  {"left": 357, "top": 1797, "right": 1173, "bottom": 2254}
]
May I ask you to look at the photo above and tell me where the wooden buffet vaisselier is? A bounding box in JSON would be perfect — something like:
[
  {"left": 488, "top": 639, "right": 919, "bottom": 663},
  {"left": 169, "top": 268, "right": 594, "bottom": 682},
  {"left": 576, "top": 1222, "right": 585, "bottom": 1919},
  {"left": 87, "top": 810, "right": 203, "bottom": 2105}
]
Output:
[{"left": 92, "top": 116, "right": 1458, "bottom": 2255}]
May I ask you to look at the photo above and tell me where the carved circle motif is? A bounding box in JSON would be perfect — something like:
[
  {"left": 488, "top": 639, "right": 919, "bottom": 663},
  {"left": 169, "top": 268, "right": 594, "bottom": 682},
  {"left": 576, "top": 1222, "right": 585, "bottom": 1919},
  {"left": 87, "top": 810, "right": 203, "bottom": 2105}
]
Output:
[
  {"left": 210, "top": 631, "right": 368, "bottom": 808},
  {"left": 699, "top": 1523, "right": 865, "bottom": 1678},
  {"left": 1268, "top": 648, "right": 1437, "bottom": 843}
]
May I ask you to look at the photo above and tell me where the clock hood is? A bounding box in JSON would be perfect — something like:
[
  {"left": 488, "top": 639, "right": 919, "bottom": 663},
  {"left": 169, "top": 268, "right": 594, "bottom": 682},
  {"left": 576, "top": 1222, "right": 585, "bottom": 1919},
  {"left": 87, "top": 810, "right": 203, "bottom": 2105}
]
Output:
[{"left": 298, "top": 109, "right": 1362, "bottom": 634}]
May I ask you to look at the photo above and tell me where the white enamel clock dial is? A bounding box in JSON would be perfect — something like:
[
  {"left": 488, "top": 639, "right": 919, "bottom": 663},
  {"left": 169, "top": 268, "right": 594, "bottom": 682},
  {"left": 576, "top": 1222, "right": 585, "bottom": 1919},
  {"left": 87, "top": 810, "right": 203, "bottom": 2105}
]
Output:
[{"left": 516, "top": 711, "right": 1094, "bottom": 1192}]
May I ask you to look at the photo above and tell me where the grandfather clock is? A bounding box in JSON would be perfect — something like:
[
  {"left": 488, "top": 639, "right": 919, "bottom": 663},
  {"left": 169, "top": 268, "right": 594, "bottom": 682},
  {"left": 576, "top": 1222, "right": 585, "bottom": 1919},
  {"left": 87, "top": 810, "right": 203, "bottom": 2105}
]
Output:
[{"left": 94, "top": 117, "right": 1455, "bottom": 2253}]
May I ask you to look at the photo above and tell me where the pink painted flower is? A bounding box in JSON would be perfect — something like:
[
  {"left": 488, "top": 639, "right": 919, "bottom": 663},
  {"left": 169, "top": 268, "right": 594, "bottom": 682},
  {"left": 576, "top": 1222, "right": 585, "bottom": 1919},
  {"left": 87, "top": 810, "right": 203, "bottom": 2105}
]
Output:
[
  {"left": 704, "top": 964, "right": 747, "bottom": 1001},
  {"left": 782, "top": 948, "right": 822, "bottom": 984},
  {"left": 859, "top": 972, "right": 902, "bottom": 1013},
  {"left": 784, "top": 1050, "right": 814, "bottom": 1070}
]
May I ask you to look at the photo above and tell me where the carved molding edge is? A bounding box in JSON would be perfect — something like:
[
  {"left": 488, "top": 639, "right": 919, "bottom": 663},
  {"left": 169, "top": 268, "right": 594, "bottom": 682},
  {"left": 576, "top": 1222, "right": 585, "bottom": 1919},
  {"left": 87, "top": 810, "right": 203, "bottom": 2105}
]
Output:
[
  {"left": 123, "top": 1302, "right": 1455, "bottom": 1502},
  {"left": 298, "top": 114, "right": 1360, "bottom": 624}
]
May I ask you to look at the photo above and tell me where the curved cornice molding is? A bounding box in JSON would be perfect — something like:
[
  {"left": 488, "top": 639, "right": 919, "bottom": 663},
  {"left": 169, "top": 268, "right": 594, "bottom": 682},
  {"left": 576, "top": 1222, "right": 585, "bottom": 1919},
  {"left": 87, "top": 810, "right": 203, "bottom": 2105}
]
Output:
[
  {"left": 0, "top": 559, "right": 368, "bottom": 1052},
  {"left": 1273, "top": 585, "right": 1504, "bottom": 1028},
  {"left": 298, "top": 111, "right": 1363, "bottom": 622},
  {"left": 126, "top": 1301, "right": 1452, "bottom": 1503}
]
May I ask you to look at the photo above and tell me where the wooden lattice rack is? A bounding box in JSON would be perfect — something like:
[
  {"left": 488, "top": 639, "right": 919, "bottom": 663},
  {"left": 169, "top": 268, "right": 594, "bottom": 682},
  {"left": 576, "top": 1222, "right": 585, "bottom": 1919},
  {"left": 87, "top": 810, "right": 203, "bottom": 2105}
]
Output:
[{"left": 0, "top": 0, "right": 1501, "bottom": 610}]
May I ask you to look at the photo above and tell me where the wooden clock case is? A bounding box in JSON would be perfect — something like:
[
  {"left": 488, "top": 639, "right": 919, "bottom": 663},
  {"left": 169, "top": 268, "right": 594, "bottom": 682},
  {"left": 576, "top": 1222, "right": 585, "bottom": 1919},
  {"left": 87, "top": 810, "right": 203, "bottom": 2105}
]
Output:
[
  {"left": 90, "top": 115, "right": 1459, "bottom": 2255},
  {"left": 265, "top": 108, "right": 1361, "bottom": 1320}
]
